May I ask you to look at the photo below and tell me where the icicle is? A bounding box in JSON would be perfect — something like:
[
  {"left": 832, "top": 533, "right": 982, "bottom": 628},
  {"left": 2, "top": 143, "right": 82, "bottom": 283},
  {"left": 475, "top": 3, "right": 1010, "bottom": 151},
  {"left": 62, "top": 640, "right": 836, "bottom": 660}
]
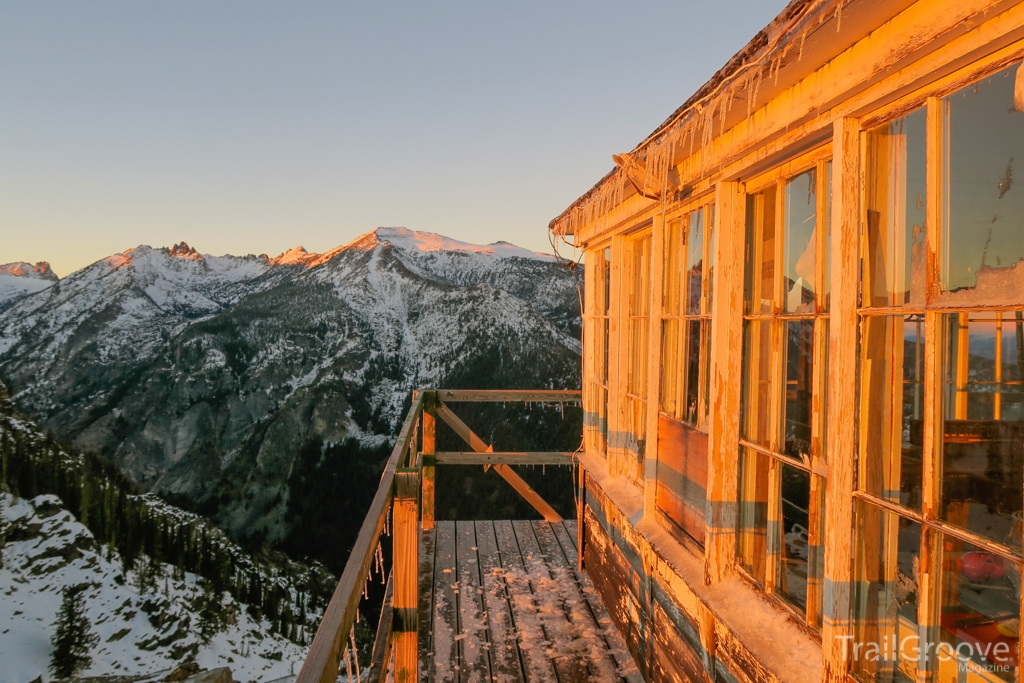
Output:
[
  {"left": 374, "top": 543, "right": 385, "bottom": 584},
  {"left": 343, "top": 643, "right": 354, "bottom": 683},
  {"left": 350, "top": 626, "right": 361, "bottom": 681},
  {"left": 798, "top": 29, "right": 807, "bottom": 61},
  {"left": 835, "top": 0, "right": 844, "bottom": 33}
]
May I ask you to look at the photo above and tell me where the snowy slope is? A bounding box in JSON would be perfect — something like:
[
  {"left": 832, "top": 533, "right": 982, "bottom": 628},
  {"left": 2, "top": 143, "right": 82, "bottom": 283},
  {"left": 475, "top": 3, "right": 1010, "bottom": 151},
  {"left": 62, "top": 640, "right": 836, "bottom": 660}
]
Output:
[
  {"left": 0, "top": 229, "right": 581, "bottom": 542},
  {"left": 0, "top": 492, "right": 308, "bottom": 683},
  {"left": 0, "top": 262, "right": 58, "bottom": 313}
]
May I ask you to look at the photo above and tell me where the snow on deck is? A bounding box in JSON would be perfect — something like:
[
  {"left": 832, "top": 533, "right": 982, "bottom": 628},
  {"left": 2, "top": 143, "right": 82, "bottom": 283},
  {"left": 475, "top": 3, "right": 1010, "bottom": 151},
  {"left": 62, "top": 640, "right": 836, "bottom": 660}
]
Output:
[{"left": 419, "top": 520, "right": 642, "bottom": 683}]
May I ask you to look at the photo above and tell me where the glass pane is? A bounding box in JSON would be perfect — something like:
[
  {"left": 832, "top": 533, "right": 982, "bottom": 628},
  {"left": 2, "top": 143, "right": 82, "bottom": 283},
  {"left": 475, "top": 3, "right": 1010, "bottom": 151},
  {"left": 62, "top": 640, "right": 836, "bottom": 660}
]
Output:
[
  {"left": 778, "top": 463, "right": 811, "bottom": 614},
  {"left": 663, "top": 219, "right": 682, "bottom": 316},
  {"left": 864, "top": 107, "right": 927, "bottom": 307},
  {"left": 784, "top": 169, "right": 818, "bottom": 313},
  {"left": 708, "top": 204, "right": 716, "bottom": 312},
  {"left": 745, "top": 186, "right": 777, "bottom": 315},
  {"left": 859, "top": 314, "right": 925, "bottom": 510},
  {"left": 824, "top": 161, "right": 832, "bottom": 311},
  {"left": 852, "top": 502, "right": 921, "bottom": 683},
  {"left": 783, "top": 320, "right": 815, "bottom": 462},
  {"left": 741, "top": 319, "right": 775, "bottom": 448},
  {"left": 935, "top": 533, "right": 1020, "bottom": 682},
  {"left": 628, "top": 317, "right": 648, "bottom": 396},
  {"left": 702, "top": 320, "right": 712, "bottom": 424},
  {"left": 631, "top": 236, "right": 651, "bottom": 317},
  {"left": 738, "top": 446, "right": 770, "bottom": 585},
  {"left": 603, "top": 247, "right": 611, "bottom": 315},
  {"left": 941, "top": 312, "right": 1024, "bottom": 544},
  {"left": 684, "top": 319, "right": 702, "bottom": 425},
  {"left": 686, "top": 209, "right": 704, "bottom": 315},
  {"left": 660, "top": 318, "right": 682, "bottom": 419},
  {"left": 942, "top": 64, "right": 1024, "bottom": 303}
]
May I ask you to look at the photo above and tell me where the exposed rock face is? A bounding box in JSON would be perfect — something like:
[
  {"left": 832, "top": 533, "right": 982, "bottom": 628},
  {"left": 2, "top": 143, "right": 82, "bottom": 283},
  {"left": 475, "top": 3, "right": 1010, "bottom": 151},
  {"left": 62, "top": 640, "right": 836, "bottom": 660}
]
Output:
[
  {"left": 0, "top": 228, "right": 581, "bottom": 541},
  {"left": 0, "top": 261, "right": 58, "bottom": 312}
]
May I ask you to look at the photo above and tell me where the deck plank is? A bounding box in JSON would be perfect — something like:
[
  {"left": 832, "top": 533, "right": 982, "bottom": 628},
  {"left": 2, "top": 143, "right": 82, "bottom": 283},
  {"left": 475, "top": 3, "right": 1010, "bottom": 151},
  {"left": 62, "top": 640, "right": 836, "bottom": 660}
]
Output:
[
  {"left": 549, "top": 522, "right": 643, "bottom": 683},
  {"left": 533, "top": 521, "right": 623, "bottom": 681},
  {"left": 432, "top": 522, "right": 460, "bottom": 683},
  {"left": 493, "top": 521, "right": 558, "bottom": 683},
  {"left": 418, "top": 529, "right": 436, "bottom": 683},
  {"left": 474, "top": 521, "right": 525, "bottom": 683},
  {"left": 455, "top": 521, "right": 492, "bottom": 683},
  {"left": 512, "top": 521, "right": 589, "bottom": 683},
  {"left": 419, "top": 521, "right": 639, "bottom": 683}
]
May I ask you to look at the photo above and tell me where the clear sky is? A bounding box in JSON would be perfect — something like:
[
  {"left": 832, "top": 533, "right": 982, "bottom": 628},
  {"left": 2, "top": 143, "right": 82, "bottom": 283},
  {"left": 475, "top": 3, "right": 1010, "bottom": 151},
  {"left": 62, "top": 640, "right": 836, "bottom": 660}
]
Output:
[{"left": 1, "top": 1, "right": 782, "bottom": 277}]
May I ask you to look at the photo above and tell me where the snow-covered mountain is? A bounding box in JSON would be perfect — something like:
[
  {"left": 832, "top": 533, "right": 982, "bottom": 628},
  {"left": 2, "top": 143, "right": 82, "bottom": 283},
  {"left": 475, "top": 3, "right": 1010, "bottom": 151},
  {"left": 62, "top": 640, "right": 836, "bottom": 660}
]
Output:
[
  {"left": 0, "top": 261, "right": 58, "bottom": 313},
  {"left": 0, "top": 228, "right": 581, "bottom": 544},
  {"left": 0, "top": 492, "right": 307, "bottom": 683}
]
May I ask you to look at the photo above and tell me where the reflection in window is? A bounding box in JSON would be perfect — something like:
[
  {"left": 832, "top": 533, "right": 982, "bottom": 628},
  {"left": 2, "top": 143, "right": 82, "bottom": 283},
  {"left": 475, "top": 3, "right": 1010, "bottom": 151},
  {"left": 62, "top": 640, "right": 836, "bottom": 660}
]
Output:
[
  {"left": 936, "top": 532, "right": 1020, "bottom": 682},
  {"left": 741, "top": 319, "right": 775, "bottom": 449},
  {"left": 686, "top": 210, "right": 704, "bottom": 315},
  {"left": 864, "top": 107, "right": 928, "bottom": 307},
  {"left": 778, "top": 464, "right": 819, "bottom": 616},
  {"left": 853, "top": 502, "right": 921, "bottom": 683},
  {"left": 784, "top": 170, "right": 818, "bottom": 313},
  {"left": 943, "top": 64, "right": 1024, "bottom": 300},
  {"left": 738, "top": 446, "right": 770, "bottom": 585},
  {"left": 784, "top": 320, "right": 814, "bottom": 462},
  {"left": 586, "top": 247, "right": 612, "bottom": 457},
  {"left": 942, "top": 311, "right": 1024, "bottom": 545},
  {"left": 859, "top": 315, "right": 925, "bottom": 510},
  {"left": 660, "top": 205, "right": 714, "bottom": 428},
  {"left": 626, "top": 235, "right": 651, "bottom": 460},
  {"left": 745, "top": 187, "right": 777, "bottom": 315}
]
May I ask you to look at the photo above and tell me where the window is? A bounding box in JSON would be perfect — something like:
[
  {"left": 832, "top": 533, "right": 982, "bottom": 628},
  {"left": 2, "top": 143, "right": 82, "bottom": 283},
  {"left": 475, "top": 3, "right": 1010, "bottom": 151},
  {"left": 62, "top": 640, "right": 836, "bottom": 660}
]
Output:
[
  {"left": 586, "top": 246, "right": 611, "bottom": 457},
  {"left": 738, "top": 156, "right": 831, "bottom": 627},
  {"left": 853, "top": 66, "right": 1024, "bottom": 682},
  {"left": 625, "top": 233, "right": 651, "bottom": 461},
  {"left": 660, "top": 204, "right": 714, "bottom": 426},
  {"left": 657, "top": 203, "right": 714, "bottom": 543}
]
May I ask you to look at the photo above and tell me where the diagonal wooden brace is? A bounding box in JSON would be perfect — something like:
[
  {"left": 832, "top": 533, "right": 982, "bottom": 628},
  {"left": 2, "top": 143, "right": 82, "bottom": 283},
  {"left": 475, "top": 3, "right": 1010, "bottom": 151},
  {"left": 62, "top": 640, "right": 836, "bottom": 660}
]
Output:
[{"left": 435, "top": 402, "right": 562, "bottom": 522}]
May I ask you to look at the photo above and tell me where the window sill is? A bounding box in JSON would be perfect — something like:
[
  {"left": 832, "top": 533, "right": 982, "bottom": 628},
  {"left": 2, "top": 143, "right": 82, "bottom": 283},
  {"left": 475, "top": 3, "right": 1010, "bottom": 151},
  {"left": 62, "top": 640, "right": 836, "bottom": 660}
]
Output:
[{"left": 578, "top": 448, "right": 823, "bottom": 683}]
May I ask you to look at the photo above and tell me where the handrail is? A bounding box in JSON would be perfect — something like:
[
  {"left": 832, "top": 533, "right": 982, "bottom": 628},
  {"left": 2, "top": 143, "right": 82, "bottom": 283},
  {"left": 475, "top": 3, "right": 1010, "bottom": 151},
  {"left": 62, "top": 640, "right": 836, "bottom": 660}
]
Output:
[
  {"left": 296, "top": 391, "right": 424, "bottom": 683},
  {"left": 296, "top": 388, "right": 581, "bottom": 683},
  {"left": 436, "top": 389, "right": 581, "bottom": 403}
]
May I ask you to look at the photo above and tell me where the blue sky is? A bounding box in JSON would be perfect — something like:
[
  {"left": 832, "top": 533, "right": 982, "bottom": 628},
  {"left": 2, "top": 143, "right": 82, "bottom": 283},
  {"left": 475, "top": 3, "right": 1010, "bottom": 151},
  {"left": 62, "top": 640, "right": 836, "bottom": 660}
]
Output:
[{"left": 1, "top": 1, "right": 782, "bottom": 276}]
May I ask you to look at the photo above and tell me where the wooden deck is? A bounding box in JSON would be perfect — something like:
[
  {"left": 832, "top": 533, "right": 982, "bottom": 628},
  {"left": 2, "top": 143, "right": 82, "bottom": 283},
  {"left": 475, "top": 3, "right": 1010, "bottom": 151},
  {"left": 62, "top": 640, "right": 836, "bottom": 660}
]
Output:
[{"left": 418, "top": 520, "right": 643, "bottom": 683}]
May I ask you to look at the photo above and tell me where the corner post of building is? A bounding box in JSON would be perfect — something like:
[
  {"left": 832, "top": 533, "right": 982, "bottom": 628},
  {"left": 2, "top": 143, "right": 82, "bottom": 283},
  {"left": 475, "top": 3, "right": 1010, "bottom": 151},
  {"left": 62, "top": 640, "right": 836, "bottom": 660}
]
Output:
[
  {"left": 421, "top": 391, "right": 437, "bottom": 530},
  {"left": 393, "top": 469, "right": 420, "bottom": 682},
  {"left": 704, "top": 179, "right": 744, "bottom": 585},
  {"left": 644, "top": 211, "right": 665, "bottom": 517},
  {"left": 821, "top": 116, "right": 860, "bottom": 683}
]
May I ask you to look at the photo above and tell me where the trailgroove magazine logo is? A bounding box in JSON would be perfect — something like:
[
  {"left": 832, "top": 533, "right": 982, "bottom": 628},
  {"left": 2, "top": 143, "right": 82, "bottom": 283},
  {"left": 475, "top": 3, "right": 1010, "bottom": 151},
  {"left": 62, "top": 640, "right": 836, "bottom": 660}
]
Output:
[{"left": 837, "top": 635, "right": 1016, "bottom": 674}]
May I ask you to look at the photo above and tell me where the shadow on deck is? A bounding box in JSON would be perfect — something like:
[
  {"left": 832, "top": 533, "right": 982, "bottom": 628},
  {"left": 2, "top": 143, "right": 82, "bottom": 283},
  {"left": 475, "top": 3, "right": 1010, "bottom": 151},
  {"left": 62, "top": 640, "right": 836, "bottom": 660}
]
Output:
[{"left": 421, "top": 520, "right": 640, "bottom": 683}]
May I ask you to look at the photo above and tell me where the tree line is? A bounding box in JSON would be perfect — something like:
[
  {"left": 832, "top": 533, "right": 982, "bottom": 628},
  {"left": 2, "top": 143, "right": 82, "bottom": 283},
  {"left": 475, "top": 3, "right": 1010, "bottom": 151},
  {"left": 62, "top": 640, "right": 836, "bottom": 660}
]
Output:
[{"left": 0, "top": 389, "right": 334, "bottom": 647}]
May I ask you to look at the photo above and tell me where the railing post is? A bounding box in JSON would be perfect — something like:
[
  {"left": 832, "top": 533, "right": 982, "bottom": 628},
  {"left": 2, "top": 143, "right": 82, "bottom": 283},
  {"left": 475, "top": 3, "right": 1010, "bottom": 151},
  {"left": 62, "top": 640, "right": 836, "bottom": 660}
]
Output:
[
  {"left": 393, "top": 470, "right": 419, "bottom": 683},
  {"left": 422, "top": 391, "right": 436, "bottom": 530}
]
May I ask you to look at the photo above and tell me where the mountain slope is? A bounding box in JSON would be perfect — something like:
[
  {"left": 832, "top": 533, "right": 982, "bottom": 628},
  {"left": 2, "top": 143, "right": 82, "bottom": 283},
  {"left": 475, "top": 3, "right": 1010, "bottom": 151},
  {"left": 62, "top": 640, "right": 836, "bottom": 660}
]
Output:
[
  {"left": 0, "top": 261, "right": 58, "bottom": 313},
  {"left": 0, "top": 228, "right": 581, "bottom": 548}
]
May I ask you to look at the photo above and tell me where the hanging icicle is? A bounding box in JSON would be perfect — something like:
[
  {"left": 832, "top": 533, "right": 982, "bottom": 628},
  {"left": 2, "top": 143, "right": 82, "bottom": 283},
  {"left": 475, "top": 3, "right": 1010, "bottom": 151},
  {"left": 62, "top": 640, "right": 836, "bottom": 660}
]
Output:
[{"left": 350, "top": 626, "right": 361, "bottom": 681}]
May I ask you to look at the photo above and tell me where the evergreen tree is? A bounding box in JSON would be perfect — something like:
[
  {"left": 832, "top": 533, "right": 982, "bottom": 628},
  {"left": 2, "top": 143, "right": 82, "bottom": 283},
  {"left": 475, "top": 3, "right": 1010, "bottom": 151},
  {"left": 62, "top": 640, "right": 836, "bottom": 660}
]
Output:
[
  {"left": 50, "top": 584, "right": 98, "bottom": 679},
  {"left": 0, "top": 493, "right": 6, "bottom": 569}
]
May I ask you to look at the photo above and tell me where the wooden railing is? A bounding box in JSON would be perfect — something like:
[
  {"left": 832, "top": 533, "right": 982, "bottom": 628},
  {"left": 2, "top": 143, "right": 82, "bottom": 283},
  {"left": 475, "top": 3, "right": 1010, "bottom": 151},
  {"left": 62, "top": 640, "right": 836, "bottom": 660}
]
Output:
[{"left": 295, "top": 389, "right": 582, "bottom": 683}]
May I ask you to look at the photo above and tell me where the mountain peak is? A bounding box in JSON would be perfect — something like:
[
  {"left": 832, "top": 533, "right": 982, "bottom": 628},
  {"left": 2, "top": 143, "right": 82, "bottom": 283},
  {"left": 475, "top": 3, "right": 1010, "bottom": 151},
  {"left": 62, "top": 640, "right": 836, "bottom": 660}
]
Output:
[
  {"left": 168, "top": 242, "right": 203, "bottom": 261},
  {"left": 270, "top": 245, "right": 317, "bottom": 266},
  {"left": 372, "top": 227, "right": 554, "bottom": 261},
  {"left": 0, "top": 261, "right": 58, "bottom": 282}
]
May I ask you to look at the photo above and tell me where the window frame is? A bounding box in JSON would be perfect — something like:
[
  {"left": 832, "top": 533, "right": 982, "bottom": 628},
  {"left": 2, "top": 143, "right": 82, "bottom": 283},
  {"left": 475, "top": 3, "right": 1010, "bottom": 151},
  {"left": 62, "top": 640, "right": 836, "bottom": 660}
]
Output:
[
  {"left": 737, "top": 147, "right": 832, "bottom": 629},
  {"left": 851, "top": 59, "right": 1024, "bottom": 682}
]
